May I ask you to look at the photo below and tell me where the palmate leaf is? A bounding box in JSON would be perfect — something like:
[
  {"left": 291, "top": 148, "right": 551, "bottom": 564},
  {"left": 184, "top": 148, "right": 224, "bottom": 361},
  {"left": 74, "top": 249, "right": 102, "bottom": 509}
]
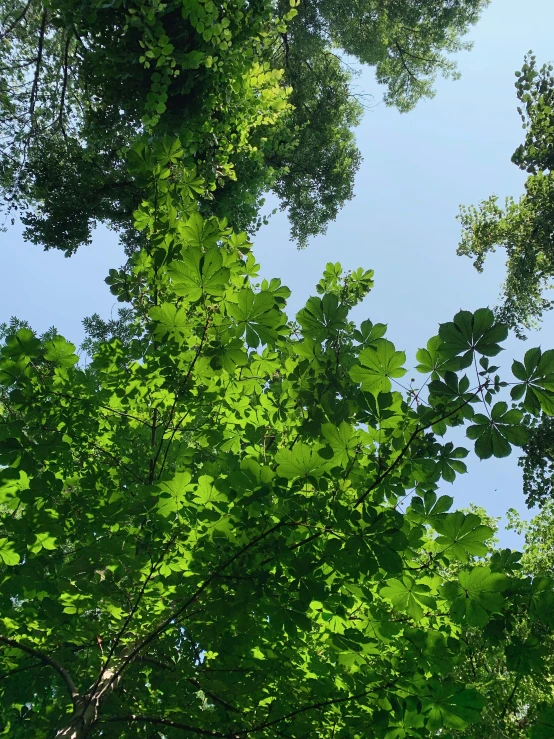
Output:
[
  {"left": 29, "top": 532, "right": 58, "bottom": 554},
  {"left": 349, "top": 339, "right": 406, "bottom": 395},
  {"left": 442, "top": 568, "right": 508, "bottom": 627},
  {"left": 260, "top": 277, "right": 291, "bottom": 308},
  {"left": 275, "top": 443, "right": 327, "bottom": 480},
  {"left": 416, "top": 335, "right": 460, "bottom": 376},
  {"left": 438, "top": 308, "right": 508, "bottom": 368},
  {"left": 156, "top": 471, "right": 192, "bottom": 518},
  {"left": 505, "top": 636, "right": 545, "bottom": 673},
  {"left": 436, "top": 442, "right": 468, "bottom": 483},
  {"left": 352, "top": 318, "right": 387, "bottom": 347},
  {"left": 511, "top": 347, "right": 554, "bottom": 415},
  {"left": 404, "top": 629, "right": 455, "bottom": 675},
  {"left": 0, "top": 538, "right": 19, "bottom": 565},
  {"left": 193, "top": 475, "right": 227, "bottom": 507},
  {"left": 0, "top": 359, "right": 29, "bottom": 386},
  {"left": 3, "top": 328, "right": 41, "bottom": 360},
  {"left": 181, "top": 212, "right": 222, "bottom": 249},
  {"left": 227, "top": 289, "right": 286, "bottom": 348},
  {"left": 434, "top": 512, "right": 493, "bottom": 561},
  {"left": 149, "top": 303, "right": 190, "bottom": 340},
  {"left": 44, "top": 336, "right": 78, "bottom": 367},
  {"left": 296, "top": 294, "right": 349, "bottom": 341},
  {"left": 407, "top": 491, "right": 454, "bottom": 525},
  {"left": 532, "top": 705, "right": 554, "bottom": 739},
  {"left": 321, "top": 422, "right": 358, "bottom": 466},
  {"left": 421, "top": 680, "right": 486, "bottom": 731},
  {"left": 466, "top": 402, "right": 529, "bottom": 459},
  {"left": 427, "top": 371, "right": 472, "bottom": 404},
  {"left": 380, "top": 576, "right": 436, "bottom": 621},
  {"left": 168, "top": 246, "right": 230, "bottom": 302},
  {"left": 377, "top": 706, "right": 425, "bottom": 737}
]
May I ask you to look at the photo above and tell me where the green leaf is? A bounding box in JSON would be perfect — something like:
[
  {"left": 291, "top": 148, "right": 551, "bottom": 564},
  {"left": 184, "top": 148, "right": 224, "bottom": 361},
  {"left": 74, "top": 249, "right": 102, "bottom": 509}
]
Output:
[
  {"left": 157, "top": 472, "right": 192, "bottom": 517},
  {"left": 352, "top": 319, "right": 387, "bottom": 346},
  {"left": 296, "top": 294, "right": 348, "bottom": 341},
  {"left": 467, "top": 402, "right": 528, "bottom": 459},
  {"left": 510, "top": 347, "right": 554, "bottom": 416},
  {"left": 0, "top": 359, "right": 29, "bottom": 386},
  {"left": 29, "top": 532, "right": 58, "bottom": 554},
  {"left": 349, "top": 339, "right": 406, "bottom": 395},
  {"left": 275, "top": 444, "right": 326, "bottom": 479},
  {"left": 407, "top": 491, "right": 454, "bottom": 524},
  {"left": 0, "top": 538, "right": 19, "bottom": 565},
  {"left": 44, "top": 336, "right": 78, "bottom": 366},
  {"left": 436, "top": 443, "right": 468, "bottom": 483},
  {"left": 321, "top": 422, "right": 357, "bottom": 466},
  {"left": 532, "top": 706, "right": 554, "bottom": 739},
  {"left": 434, "top": 512, "right": 493, "bottom": 561},
  {"left": 381, "top": 576, "right": 436, "bottom": 621},
  {"left": 149, "top": 303, "right": 190, "bottom": 340},
  {"left": 227, "top": 290, "right": 286, "bottom": 347},
  {"left": 439, "top": 309, "right": 508, "bottom": 361},
  {"left": 168, "top": 247, "right": 230, "bottom": 301},
  {"left": 3, "top": 328, "right": 41, "bottom": 360},
  {"left": 416, "top": 335, "right": 460, "bottom": 375},
  {"left": 193, "top": 475, "right": 227, "bottom": 506},
  {"left": 422, "top": 680, "right": 486, "bottom": 731},
  {"left": 505, "top": 636, "right": 544, "bottom": 673},
  {"left": 181, "top": 212, "right": 221, "bottom": 248},
  {"left": 442, "top": 568, "right": 507, "bottom": 626}
]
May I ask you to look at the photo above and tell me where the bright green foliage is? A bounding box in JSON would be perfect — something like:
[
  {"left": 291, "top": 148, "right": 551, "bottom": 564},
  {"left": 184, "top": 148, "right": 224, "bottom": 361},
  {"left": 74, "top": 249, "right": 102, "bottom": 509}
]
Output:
[
  {"left": 0, "top": 146, "right": 553, "bottom": 737},
  {"left": 0, "top": 0, "right": 489, "bottom": 252},
  {"left": 458, "top": 53, "right": 554, "bottom": 334},
  {"left": 511, "top": 346, "right": 554, "bottom": 506},
  {"left": 508, "top": 502, "right": 554, "bottom": 578},
  {"left": 444, "top": 506, "right": 554, "bottom": 738},
  {"left": 519, "top": 414, "right": 554, "bottom": 507}
]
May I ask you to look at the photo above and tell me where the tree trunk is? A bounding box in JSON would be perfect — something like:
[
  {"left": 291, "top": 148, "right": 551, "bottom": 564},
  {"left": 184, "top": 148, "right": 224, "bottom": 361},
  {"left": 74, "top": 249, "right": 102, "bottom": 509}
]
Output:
[
  {"left": 55, "top": 698, "right": 99, "bottom": 739},
  {"left": 55, "top": 664, "right": 121, "bottom": 738}
]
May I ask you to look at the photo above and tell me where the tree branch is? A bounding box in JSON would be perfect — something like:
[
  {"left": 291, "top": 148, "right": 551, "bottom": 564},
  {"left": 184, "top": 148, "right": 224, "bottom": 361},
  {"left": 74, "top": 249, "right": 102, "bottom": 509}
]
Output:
[
  {"left": 102, "top": 520, "right": 291, "bottom": 697},
  {"left": 103, "top": 715, "right": 234, "bottom": 737},
  {"left": 154, "top": 314, "right": 212, "bottom": 479},
  {"left": 58, "top": 33, "right": 71, "bottom": 136},
  {"left": 394, "top": 41, "right": 419, "bottom": 85},
  {"left": 0, "top": 634, "right": 80, "bottom": 703},
  {"left": 104, "top": 686, "right": 381, "bottom": 737},
  {"left": 28, "top": 9, "right": 47, "bottom": 127},
  {"left": 355, "top": 387, "right": 483, "bottom": 507},
  {"left": 0, "top": 0, "right": 33, "bottom": 42}
]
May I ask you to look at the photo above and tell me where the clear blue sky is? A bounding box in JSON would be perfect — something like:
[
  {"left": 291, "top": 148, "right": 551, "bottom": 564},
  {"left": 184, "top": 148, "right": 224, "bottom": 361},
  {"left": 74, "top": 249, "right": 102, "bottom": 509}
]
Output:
[{"left": 1, "top": 0, "right": 553, "bottom": 546}]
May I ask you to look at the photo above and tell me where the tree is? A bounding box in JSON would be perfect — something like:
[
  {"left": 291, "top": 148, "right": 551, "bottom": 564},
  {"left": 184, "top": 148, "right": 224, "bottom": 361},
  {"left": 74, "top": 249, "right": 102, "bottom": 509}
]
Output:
[
  {"left": 442, "top": 504, "right": 554, "bottom": 738},
  {"left": 457, "top": 52, "right": 554, "bottom": 336},
  {"left": 0, "top": 0, "right": 489, "bottom": 252},
  {"left": 457, "top": 54, "right": 554, "bottom": 509},
  {"left": 431, "top": 506, "right": 554, "bottom": 739},
  {"left": 1, "top": 141, "right": 554, "bottom": 738},
  {"left": 519, "top": 414, "right": 554, "bottom": 508}
]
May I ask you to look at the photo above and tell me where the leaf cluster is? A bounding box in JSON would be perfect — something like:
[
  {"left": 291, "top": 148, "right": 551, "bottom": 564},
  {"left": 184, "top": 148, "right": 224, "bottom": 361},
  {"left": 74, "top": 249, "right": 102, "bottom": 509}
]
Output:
[{"left": 0, "top": 149, "right": 553, "bottom": 737}]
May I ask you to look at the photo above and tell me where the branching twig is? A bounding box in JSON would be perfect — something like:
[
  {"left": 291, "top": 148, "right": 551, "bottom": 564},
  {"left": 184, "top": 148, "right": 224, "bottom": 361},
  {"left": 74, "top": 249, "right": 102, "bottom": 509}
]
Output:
[
  {"left": 0, "top": 634, "right": 79, "bottom": 703},
  {"left": 28, "top": 9, "right": 47, "bottom": 128},
  {"left": 0, "top": 0, "right": 33, "bottom": 42}
]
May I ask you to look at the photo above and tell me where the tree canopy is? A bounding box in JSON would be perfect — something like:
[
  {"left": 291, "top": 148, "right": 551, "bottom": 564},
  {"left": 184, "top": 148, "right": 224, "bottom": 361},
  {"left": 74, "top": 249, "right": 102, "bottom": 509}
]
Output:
[
  {"left": 457, "top": 52, "right": 554, "bottom": 509},
  {"left": 457, "top": 52, "right": 554, "bottom": 335},
  {"left": 0, "top": 0, "right": 489, "bottom": 252},
  {"left": 1, "top": 141, "right": 554, "bottom": 737},
  {"left": 2, "top": 2, "right": 554, "bottom": 737}
]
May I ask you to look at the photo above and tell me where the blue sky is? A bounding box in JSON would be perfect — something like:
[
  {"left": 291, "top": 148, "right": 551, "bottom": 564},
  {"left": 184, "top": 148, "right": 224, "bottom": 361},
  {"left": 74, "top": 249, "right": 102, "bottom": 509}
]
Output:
[{"left": 1, "top": 0, "right": 553, "bottom": 545}]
